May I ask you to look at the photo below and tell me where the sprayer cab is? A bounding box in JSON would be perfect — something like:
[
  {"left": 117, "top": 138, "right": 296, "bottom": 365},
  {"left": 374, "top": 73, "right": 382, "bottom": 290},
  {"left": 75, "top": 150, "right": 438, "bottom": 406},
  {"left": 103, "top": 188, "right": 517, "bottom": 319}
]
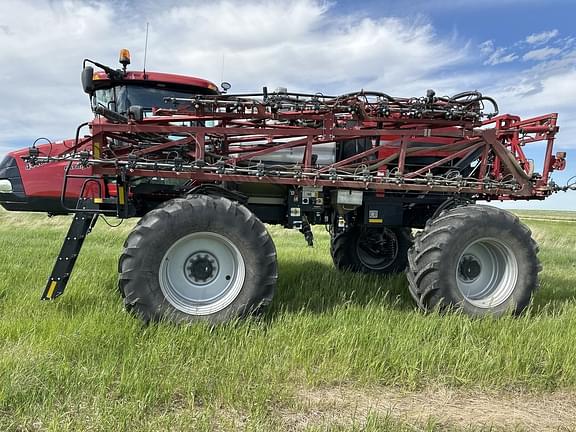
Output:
[
  {"left": 0, "top": 49, "right": 223, "bottom": 215},
  {"left": 80, "top": 49, "right": 221, "bottom": 117}
]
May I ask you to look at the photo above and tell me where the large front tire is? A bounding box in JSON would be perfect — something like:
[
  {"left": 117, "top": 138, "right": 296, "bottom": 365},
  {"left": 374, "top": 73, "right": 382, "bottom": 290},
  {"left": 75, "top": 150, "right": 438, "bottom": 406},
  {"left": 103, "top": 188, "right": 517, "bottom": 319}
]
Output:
[
  {"left": 407, "top": 205, "right": 540, "bottom": 317},
  {"left": 119, "top": 195, "right": 278, "bottom": 324}
]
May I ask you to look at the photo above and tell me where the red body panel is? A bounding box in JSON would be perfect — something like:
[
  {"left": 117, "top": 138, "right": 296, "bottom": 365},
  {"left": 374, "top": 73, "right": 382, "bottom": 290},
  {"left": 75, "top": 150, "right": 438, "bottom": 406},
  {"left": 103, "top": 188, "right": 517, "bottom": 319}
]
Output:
[
  {"left": 93, "top": 70, "right": 219, "bottom": 91},
  {"left": 3, "top": 69, "right": 219, "bottom": 205},
  {"left": 9, "top": 140, "right": 99, "bottom": 199}
]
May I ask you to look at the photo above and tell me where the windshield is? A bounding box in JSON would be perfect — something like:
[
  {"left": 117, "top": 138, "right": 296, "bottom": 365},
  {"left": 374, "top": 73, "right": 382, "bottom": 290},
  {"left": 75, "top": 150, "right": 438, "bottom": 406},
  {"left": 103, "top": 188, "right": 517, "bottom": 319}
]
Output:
[{"left": 95, "top": 84, "right": 216, "bottom": 114}]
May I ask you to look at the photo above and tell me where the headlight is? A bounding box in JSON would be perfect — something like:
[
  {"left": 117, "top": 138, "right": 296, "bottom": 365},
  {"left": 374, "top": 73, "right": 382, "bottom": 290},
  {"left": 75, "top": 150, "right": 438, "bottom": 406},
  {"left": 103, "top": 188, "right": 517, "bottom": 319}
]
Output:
[{"left": 0, "top": 179, "right": 13, "bottom": 193}]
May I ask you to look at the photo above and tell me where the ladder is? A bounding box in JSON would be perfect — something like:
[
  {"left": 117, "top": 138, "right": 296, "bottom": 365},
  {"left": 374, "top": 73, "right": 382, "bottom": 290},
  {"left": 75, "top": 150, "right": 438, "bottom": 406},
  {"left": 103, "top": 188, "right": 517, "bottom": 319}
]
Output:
[{"left": 41, "top": 199, "right": 99, "bottom": 300}]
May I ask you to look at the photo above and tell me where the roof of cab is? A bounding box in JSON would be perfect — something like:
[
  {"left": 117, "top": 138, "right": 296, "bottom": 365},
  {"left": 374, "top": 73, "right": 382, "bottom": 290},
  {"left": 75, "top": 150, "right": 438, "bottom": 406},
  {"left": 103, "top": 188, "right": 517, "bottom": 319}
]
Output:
[{"left": 93, "top": 70, "right": 219, "bottom": 92}]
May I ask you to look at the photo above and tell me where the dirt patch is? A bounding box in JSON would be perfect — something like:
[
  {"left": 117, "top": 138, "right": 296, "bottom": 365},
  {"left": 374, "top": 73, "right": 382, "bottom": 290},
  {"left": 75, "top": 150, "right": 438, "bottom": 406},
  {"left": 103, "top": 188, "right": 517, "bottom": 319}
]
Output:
[{"left": 283, "top": 386, "right": 576, "bottom": 431}]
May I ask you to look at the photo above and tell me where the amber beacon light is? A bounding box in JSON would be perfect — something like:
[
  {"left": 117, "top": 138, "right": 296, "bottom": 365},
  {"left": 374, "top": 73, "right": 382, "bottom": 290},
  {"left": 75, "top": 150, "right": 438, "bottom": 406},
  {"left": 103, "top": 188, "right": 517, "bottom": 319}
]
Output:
[{"left": 119, "top": 49, "right": 131, "bottom": 70}]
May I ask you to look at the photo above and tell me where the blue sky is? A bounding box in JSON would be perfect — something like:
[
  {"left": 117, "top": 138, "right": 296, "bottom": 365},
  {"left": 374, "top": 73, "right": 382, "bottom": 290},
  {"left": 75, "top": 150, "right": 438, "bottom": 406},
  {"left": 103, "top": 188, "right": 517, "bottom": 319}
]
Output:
[
  {"left": 337, "top": 0, "right": 574, "bottom": 41},
  {"left": 0, "top": 0, "right": 574, "bottom": 209}
]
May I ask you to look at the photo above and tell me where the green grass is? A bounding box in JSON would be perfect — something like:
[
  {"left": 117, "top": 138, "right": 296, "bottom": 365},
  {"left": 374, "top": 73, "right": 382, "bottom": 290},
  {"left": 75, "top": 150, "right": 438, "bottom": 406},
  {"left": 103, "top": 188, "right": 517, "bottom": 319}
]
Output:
[
  {"left": 512, "top": 209, "right": 576, "bottom": 221},
  {"left": 0, "top": 208, "right": 575, "bottom": 430}
]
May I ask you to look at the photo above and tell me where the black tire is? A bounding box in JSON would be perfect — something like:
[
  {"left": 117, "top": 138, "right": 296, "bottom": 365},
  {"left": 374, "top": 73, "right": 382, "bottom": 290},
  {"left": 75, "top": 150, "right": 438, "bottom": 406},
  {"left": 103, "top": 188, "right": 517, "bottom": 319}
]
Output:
[
  {"left": 406, "top": 205, "right": 540, "bottom": 317},
  {"left": 331, "top": 226, "right": 412, "bottom": 274},
  {"left": 117, "top": 198, "right": 175, "bottom": 299},
  {"left": 118, "top": 195, "right": 278, "bottom": 324}
]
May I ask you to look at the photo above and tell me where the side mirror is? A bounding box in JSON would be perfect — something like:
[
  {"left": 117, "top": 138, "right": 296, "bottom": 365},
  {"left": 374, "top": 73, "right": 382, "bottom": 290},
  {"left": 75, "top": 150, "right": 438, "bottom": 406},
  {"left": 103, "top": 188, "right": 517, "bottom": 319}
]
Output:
[
  {"left": 220, "top": 81, "right": 231, "bottom": 93},
  {"left": 129, "top": 105, "right": 144, "bottom": 122},
  {"left": 81, "top": 66, "right": 95, "bottom": 95}
]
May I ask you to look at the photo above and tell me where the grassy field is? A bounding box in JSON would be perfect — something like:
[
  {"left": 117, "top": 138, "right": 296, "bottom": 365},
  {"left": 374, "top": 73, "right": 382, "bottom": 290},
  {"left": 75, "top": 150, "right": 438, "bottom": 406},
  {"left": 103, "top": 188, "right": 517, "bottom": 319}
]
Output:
[{"left": 0, "top": 208, "right": 575, "bottom": 431}]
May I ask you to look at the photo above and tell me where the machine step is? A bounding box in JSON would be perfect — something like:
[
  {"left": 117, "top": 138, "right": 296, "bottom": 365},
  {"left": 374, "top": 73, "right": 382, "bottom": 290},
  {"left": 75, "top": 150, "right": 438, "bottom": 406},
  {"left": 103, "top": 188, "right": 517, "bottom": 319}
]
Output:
[{"left": 42, "top": 208, "right": 99, "bottom": 300}]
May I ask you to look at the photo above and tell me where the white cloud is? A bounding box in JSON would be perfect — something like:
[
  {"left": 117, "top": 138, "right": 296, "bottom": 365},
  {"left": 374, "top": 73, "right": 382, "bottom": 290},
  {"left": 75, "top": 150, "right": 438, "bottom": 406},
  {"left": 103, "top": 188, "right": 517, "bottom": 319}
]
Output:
[
  {"left": 479, "top": 49, "right": 576, "bottom": 170},
  {"left": 523, "top": 47, "right": 561, "bottom": 61},
  {"left": 501, "top": 70, "right": 576, "bottom": 112},
  {"left": 484, "top": 47, "right": 518, "bottom": 65},
  {"left": 0, "top": 0, "right": 467, "bottom": 150},
  {"left": 0, "top": 0, "right": 118, "bottom": 148},
  {"left": 525, "top": 29, "right": 559, "bottom": 45},
  {"left": 489, "top": 47, "right": 576, "bottom": 112},
  {"left": 475, "top": 32, "right": 576, "bottom": 154},
  {"left": 479, "top": 40, "right": 494, "bottom": 54}
]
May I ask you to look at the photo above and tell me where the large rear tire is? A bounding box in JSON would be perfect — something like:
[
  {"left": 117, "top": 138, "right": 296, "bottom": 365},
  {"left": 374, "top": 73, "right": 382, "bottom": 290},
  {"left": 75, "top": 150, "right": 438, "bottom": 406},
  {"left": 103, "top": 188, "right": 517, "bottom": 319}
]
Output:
[
  {"left": 406, "top": 205, "right": 540, "bottom": 317},
  {"left": 331, "top": 226, "right": 412, "bottom": 275},
  {"left": 118, "top": 195, "right": 278, "bottom": 324}
]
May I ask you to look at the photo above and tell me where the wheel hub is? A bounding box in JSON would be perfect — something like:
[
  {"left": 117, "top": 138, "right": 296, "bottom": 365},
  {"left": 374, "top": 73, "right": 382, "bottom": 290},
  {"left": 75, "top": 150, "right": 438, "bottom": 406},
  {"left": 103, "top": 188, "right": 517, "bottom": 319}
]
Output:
[
  {"left": 356, "top": 227, "right": 399, "bottom": 270},
  {"left": 458, "top": 255, "right": 482, "bottom": 282},
  {"left": 159, "top": 231, "right": 246, "bottom": 315},
  {"left": 185, "top": 252, "right": 219, "bottom": 285},
  {"left": 455, "top": 237, "right": 519, "bottom": 308}
]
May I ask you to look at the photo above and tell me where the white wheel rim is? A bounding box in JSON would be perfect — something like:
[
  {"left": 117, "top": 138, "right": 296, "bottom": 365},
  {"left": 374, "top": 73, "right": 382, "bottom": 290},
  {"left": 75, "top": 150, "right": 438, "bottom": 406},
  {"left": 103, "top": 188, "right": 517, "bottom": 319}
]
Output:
[
  {"left": 159, "top": 232, "right": 245, "bottom": 315},
  {"left": 456, "top": 237, "right": 518, "bottom": 309}
]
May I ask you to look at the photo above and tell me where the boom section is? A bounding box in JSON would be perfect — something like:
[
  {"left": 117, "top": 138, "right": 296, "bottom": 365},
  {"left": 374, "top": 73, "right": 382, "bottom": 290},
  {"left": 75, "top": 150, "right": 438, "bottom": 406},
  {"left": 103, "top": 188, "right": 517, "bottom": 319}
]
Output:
[{"left": 32, "top": 89, "right": 564, "bottom": 200}]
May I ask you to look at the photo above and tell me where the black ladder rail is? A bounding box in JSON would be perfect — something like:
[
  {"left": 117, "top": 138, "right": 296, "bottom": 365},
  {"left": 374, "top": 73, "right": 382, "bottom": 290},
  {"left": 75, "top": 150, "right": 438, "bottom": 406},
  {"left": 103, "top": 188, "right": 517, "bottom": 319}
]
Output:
[{"left": 42, "top": 199, "right": 99, "bottom": 300}]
